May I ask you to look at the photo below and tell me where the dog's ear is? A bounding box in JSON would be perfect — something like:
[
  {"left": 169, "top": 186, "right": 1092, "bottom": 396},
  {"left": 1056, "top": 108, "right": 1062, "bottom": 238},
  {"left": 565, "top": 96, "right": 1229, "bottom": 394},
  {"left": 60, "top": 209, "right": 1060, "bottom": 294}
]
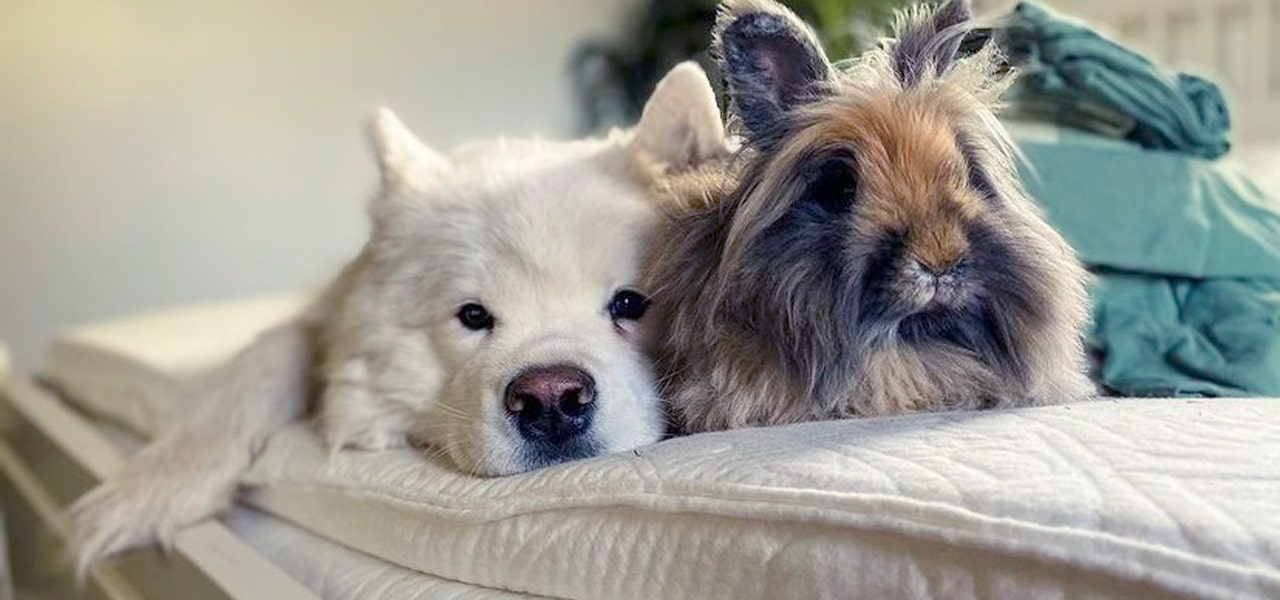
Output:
[
  {"left": 714, "top": 0, "right": 834, "bottom": 140},
  {"left": 369, "top": 107, "right": 446, "bottom": 192},
  {"left": 630, "top": 61, "right": 729, "bottom": 172},
  {"left": 892, "top": 0, "right": 973, "bottom": 86}
]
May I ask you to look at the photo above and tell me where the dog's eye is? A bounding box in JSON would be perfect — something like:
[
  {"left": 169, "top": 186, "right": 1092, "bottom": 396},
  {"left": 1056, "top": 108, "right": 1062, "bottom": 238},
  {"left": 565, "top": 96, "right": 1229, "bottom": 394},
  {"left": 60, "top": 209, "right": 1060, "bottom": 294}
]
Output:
[
  {"left": 457, "top": 303, "right": 495, "bottom": 331},
  {"left": 608, "top": 290, "right": 648, "bottom": 321}
]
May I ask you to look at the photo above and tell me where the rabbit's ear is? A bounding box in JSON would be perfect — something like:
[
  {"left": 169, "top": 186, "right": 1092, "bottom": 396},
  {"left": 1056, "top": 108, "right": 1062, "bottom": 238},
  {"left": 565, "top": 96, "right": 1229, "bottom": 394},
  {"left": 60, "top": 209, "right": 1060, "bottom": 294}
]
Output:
[
  {"left": 714, "top": 0, "right": 834, "bottom": 140},
  {"left": 891, "top": 0, "right": 973, "bottom": 86}
]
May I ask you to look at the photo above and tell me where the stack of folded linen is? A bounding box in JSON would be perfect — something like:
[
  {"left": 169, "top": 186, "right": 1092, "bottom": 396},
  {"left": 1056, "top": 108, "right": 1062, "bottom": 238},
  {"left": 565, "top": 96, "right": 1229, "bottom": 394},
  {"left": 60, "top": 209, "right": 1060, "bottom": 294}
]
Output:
[
  {"left": 995, "top": 1, "right": 1231, "bottom": 159},
  {"left": 955, "top": 2, "right": 1280, "bottom": 398},
  {"left": 1008, "top": 121, "right": 1280, "bottom": 397}
]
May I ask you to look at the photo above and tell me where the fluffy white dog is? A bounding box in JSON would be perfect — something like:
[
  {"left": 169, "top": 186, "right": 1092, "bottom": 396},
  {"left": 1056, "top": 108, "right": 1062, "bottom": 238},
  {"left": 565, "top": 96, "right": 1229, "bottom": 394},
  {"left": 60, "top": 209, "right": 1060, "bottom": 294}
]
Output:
[{"left": 70, "top": 62, "right": 729, "bottom": 572}]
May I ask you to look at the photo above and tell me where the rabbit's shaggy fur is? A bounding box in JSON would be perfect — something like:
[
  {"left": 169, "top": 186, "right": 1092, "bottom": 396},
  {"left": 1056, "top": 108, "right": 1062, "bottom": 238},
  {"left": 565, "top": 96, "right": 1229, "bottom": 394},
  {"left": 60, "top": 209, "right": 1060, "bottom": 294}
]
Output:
[{"left": 647, "top": 0, "right": 1094, "bottom": 432}]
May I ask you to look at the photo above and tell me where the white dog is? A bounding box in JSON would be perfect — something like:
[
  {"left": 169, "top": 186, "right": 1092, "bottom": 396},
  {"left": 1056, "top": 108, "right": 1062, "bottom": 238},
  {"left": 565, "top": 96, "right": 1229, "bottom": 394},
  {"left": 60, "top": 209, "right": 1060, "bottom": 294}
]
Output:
[{"left": 69, "top": 62, "right": 729, "bottom": 572}]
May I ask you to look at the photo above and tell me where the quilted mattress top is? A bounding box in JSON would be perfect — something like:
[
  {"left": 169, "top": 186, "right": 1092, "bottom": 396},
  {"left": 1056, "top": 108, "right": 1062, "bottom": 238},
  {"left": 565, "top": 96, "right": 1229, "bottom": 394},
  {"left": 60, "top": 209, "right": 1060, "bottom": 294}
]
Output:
[
  {"left": 242, "top": 399, "right": 1280, "bottom": 600},
  {"left": 42, "top": 296, "right": 1280, "bottom": 600}
]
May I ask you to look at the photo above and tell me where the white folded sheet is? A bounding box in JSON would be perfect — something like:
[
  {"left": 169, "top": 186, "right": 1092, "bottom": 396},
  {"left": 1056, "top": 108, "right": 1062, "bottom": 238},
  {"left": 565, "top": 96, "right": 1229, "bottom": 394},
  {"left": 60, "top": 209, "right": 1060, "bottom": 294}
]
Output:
[{"left": 43, "top": 296, "right": 1280, "bottom": 600}]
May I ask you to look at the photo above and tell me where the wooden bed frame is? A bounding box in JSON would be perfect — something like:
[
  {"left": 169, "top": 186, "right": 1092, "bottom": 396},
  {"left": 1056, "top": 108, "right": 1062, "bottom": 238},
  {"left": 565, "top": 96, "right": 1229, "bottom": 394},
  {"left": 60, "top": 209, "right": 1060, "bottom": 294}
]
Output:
[{"left": 0, "top": 370, "right": 320, "bottom": 600}]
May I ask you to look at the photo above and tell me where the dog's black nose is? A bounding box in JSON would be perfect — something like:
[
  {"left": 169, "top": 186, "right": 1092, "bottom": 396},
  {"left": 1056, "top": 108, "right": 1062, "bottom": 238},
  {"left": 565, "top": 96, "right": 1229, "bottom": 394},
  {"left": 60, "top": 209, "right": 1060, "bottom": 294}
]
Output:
[{"left": 505, "top": 365, "right": 596, "bottom": 443}]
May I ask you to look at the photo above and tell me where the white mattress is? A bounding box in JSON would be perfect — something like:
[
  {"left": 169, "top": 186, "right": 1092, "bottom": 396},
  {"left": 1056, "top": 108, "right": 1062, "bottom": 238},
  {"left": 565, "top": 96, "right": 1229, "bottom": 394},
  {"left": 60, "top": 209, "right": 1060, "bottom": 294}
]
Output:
[
  {"left": 226, "top": 507, "right": 539, "bottom": 600},
  {"left": 44, "top": 296, "right": 1280, "bottom": 600}
]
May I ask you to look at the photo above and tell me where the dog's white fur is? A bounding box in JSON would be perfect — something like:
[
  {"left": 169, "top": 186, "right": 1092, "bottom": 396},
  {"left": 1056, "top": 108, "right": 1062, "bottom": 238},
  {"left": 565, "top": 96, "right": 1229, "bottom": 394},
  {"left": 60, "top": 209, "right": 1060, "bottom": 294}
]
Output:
[{"left": 69, "top": 62, "right": 729, "bottom": 574}]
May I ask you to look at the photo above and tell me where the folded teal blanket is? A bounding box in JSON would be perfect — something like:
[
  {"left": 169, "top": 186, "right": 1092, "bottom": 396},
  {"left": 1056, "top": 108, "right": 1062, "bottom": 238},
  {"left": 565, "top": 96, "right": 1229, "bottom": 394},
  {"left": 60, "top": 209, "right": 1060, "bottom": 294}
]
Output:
[
  {"left": 1010, "top": 122, "right": 1280, "bottom": 396},
  {"left": 1000, "top": 2, "right": 1231, "bottom": 159}
]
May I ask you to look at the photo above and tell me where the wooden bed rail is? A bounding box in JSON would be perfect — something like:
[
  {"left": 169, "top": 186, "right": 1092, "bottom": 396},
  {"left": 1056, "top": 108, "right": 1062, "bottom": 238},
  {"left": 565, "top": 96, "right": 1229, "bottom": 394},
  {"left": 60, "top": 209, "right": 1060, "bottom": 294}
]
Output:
[{"left": 0, "top": 371, "right": 321, "bottom": 600}]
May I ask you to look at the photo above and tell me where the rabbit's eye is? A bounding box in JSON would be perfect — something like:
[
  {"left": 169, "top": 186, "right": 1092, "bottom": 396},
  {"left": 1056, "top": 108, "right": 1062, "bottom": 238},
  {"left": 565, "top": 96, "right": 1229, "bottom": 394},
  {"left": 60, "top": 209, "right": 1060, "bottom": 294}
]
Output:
[{"left": 809, "top": 156, "right": 858, "bottom": 214}]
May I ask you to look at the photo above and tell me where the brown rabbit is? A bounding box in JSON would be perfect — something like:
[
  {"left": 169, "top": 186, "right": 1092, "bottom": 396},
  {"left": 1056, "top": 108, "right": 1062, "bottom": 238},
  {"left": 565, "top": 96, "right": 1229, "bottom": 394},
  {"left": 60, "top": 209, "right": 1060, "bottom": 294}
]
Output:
[{"left": 647, "top": 0, "right": 1094, "bottom": 433}]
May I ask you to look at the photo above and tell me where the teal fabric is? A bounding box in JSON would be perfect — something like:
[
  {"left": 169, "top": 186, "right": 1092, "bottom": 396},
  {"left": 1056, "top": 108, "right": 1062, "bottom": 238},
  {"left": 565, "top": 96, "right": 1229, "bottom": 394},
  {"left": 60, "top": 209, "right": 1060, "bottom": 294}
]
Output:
[
  {"left": 1010, "top": 122, "right": 1280, "bottom": 396},
  {"left": 1090, "top": 275, "right": 1280, "bottom": 396},
  {"left": 1000, "top": 2, "right": 1231, "bottom": 159},
  {"left": 1011, "top": 123, "right": 1280, "bottom": 278}
]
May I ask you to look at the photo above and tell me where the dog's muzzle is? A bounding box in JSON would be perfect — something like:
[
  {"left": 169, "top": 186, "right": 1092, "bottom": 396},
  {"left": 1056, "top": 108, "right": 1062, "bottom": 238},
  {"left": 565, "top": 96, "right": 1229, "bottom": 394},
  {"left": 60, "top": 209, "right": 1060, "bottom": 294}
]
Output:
[{"left": 504, "top": 364, "right": 596, "bottom": 445}]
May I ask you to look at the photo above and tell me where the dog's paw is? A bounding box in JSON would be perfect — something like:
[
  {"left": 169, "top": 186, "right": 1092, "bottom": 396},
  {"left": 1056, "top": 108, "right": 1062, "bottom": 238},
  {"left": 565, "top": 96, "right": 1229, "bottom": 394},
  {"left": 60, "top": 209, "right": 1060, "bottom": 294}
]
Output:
[
  {"left": 320, "top": 383, "right": 414, "bottom": 452},
  {"left": 67, "top": 440, "right": 249, "bottom": 576},
  {"left": 69, "top": 480, "right": 195, "bottom": 574},
  {"left": 322, "top": 414, "right": 411, "bottom": 452}
]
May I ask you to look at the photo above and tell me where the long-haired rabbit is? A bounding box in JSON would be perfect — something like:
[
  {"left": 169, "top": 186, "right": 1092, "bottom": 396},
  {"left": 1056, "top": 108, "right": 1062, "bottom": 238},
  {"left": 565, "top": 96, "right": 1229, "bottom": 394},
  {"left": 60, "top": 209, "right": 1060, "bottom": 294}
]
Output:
[{"left": 647, "top": 0, "right": 1094, "bottom": 432}]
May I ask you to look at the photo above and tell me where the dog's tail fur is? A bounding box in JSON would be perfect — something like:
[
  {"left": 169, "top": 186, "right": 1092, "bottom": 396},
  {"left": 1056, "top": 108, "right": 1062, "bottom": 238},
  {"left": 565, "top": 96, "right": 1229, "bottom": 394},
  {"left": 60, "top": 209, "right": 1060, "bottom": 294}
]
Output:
[{"left": 67, "top": 303, "right": 321, "bottom": 578}]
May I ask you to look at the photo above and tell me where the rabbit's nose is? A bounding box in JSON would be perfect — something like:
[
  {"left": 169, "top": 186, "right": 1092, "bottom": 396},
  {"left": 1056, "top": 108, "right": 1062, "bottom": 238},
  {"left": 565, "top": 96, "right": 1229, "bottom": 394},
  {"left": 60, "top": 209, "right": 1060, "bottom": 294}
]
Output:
[
  {"left": 914, "top": 254, "right": 966, "bottom": 277},
  {"left": 909, "top": 254, "right": 968, "bottom": 279},
  {"left": 906, "top": 225, "right": 969, "bottom": 275}
]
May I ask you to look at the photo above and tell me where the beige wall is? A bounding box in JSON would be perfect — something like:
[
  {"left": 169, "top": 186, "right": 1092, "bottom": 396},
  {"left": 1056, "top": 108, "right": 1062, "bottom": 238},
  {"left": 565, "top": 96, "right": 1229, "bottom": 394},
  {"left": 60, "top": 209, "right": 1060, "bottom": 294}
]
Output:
[{"left": 0, "top": 0, "right": 640, "bottom": 368}]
